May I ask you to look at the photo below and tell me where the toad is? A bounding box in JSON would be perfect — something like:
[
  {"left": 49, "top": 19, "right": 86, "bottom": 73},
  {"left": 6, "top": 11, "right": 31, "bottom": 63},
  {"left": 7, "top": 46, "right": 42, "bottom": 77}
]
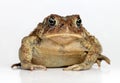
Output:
[{"left": 12, "top": 14, "right": 110, "bottom": 71}]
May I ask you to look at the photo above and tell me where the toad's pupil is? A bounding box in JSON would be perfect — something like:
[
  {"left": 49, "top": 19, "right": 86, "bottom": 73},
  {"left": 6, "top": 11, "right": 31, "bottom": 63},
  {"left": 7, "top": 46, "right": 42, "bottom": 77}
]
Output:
[
  {"left": 76, "top": 19, "right": 81, "bottom": 27},
  {"left": 48, "top": 18, "right": 56, "bottom": 26}
]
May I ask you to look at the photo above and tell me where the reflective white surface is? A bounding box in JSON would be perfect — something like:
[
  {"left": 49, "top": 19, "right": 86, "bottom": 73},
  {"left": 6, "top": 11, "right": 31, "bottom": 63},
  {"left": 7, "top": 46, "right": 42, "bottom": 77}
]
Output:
[
  {"left": 0, "top": 0, "right": 120, "bottom": 83},
  {"left": 1, "top": 64, "right": 119, "bottom": 83}
]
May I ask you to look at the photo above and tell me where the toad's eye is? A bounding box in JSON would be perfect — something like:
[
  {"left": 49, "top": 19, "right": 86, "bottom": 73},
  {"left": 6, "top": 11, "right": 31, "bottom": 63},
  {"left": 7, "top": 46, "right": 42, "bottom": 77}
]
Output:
[
  {"left": 76, "top": 18, "right": 82, "bottom": 27},
  {"left": 48, "top": 17, "right": 56, "bottom": 26}
]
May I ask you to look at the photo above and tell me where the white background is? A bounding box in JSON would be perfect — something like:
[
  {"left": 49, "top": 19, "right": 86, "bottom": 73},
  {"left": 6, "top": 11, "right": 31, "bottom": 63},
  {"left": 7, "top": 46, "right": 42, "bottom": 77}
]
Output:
[{"left": 0, "top": 0, "right": 120, "bottom": 83}]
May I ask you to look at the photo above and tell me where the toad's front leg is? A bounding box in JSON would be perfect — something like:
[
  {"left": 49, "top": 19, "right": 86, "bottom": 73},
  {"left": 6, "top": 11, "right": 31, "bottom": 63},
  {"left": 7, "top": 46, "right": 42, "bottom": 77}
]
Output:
[
  {"left": 63, "top": 36, "right": 100, "bottom": 71},
  {"left": 11, "top": 36, "right": 47, "bottom": 70},
  {"left": 63, "top": 36, "right": 110, "bottom": 71}
]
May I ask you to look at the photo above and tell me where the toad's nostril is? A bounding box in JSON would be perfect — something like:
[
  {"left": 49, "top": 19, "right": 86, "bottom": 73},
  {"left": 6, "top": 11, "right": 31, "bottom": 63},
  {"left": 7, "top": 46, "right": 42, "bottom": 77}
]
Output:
[
  {"left": 70, "top": 24, "right": 72, "bottom": 27},
  {"left": 60, "top": 23, "right": 64, "bottom": 27}
]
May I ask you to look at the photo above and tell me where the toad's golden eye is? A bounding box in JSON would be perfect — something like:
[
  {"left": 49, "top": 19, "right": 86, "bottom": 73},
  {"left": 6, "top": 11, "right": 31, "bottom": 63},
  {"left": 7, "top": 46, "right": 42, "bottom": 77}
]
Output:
[
  {"left": 48, "top": 17, "right": 56, "bottom": 26},
  {"left": 76, "top": 18, "right": 82, "bottom": 27}
]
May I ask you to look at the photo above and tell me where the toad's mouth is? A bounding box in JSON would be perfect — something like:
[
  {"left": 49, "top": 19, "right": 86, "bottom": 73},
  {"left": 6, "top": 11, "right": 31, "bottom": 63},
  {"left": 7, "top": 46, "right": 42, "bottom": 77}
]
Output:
[
  {"left": 44, "top": 33, "right": 82, "bottom": 38},
  {"left": 42, "top": 33, "right": 83, "bottom": 44}
]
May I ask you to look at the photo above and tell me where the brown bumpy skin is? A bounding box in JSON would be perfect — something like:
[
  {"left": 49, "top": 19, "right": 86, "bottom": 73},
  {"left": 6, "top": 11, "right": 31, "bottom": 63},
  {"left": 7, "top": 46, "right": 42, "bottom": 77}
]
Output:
[{"left": 12, "top": 14, "right": 110, "bottom": 71}]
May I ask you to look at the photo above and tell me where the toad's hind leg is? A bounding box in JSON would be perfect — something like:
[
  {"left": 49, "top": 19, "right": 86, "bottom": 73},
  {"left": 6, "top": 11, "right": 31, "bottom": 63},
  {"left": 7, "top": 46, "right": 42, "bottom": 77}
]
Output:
[
  {"left": 63, "top": 52, "right": 98, "bottom": 71},
  {"left": 96, "top": 54, "right": 110, "bottom": 67},
  {"left": 11, "top": 36, "right": 46, "bottom": 70}
]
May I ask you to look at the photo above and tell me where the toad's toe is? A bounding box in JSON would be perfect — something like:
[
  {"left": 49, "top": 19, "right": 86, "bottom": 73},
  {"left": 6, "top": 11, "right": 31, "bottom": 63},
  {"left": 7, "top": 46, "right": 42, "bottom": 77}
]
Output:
[
  {"left": 29, "top": 65, "right": 47, "bottom": 71},
  {"left": 63, "top": 64, "right": 82, "bottom": 71}
]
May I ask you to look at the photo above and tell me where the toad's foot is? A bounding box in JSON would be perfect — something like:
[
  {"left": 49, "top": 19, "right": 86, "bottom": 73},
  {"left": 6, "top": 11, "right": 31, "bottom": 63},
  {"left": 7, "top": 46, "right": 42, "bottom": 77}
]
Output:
[
  {"left": 11, "top": 63, "right": 21, "bottom": 69},
  {"left": 63, "top": 52, "right": 98, "bottom": 71},
  {"left": 63, "top": 54, "right": 110, "bottom": 71},
  {"left": 11, "top": 63, "right": 47, "bottom": 71},
  {"left": 63, "top": 63, "right": 92, "bottom": 71},
  {"left": 96, "top": 54, "right": 110, "bottom": 67}
]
